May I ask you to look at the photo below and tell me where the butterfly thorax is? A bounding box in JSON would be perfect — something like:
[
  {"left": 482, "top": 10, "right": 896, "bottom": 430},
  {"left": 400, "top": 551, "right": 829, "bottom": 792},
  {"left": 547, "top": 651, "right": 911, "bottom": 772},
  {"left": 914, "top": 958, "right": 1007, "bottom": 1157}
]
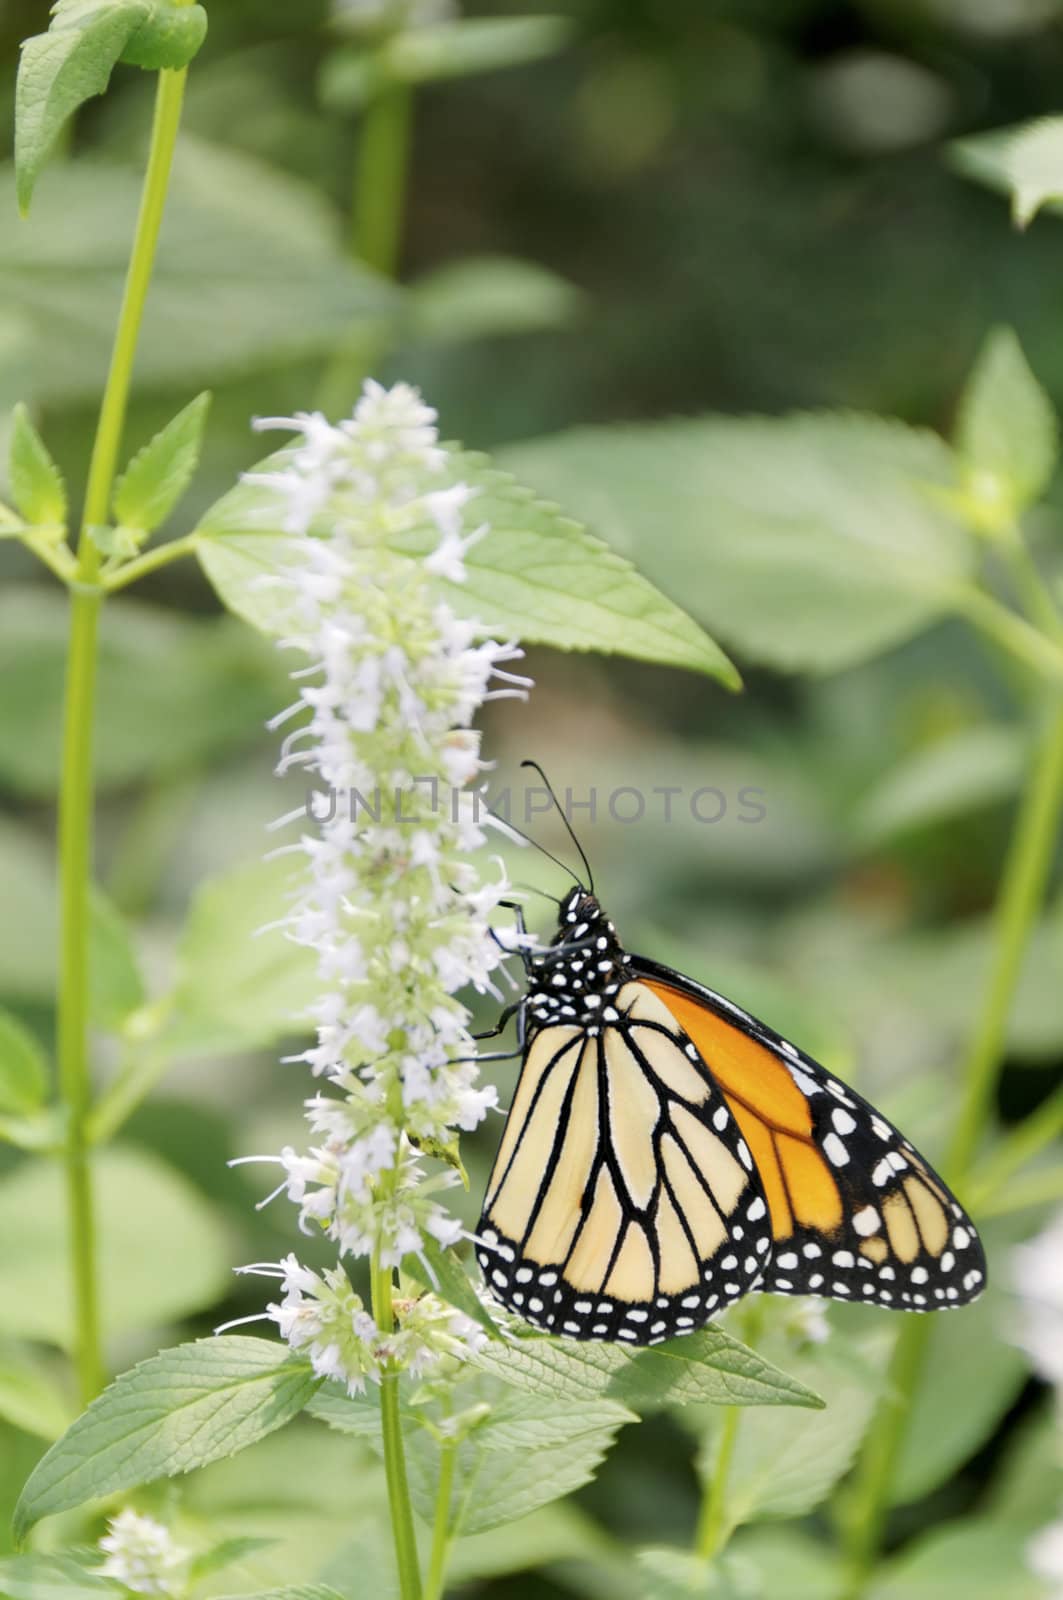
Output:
[{"left": 525, "top": 888, "right": 629, "bottom": 1031}]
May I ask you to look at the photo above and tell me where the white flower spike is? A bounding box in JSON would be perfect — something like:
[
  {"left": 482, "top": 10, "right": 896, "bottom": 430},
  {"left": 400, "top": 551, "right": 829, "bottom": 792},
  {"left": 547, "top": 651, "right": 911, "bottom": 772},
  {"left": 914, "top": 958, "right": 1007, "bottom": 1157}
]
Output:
[
  {"left": 232, "top": 382, "right": 527, "bottom": 1396},
  {"left": 97, "top": 1509, "right": 189, "bottom": 1597}
]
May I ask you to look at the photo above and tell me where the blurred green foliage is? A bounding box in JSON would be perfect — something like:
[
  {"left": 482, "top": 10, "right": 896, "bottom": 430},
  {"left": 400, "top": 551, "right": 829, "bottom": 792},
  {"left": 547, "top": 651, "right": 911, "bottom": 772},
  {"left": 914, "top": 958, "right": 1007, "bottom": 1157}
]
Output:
[{"left": 1, "top": 0, "right": 1063, "bottom": 1596}]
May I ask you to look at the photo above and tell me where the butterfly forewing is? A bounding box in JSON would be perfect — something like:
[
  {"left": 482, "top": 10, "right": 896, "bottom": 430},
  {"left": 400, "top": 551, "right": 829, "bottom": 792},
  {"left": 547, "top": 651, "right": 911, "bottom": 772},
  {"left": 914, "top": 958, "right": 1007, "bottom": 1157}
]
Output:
[
  {"left": 635, "top": 961, "right": 988, "bottom": 1313},
  {"left": 477, "top": 980, "right": 773, "bottom": 1344}
]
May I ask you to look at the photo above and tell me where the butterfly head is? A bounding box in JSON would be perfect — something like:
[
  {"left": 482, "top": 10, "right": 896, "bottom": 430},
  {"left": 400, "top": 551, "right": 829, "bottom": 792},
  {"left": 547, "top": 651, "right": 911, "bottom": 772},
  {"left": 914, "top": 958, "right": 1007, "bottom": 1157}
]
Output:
[{"left": 525, "top": 887, "right": 629, "bottom": 1029}]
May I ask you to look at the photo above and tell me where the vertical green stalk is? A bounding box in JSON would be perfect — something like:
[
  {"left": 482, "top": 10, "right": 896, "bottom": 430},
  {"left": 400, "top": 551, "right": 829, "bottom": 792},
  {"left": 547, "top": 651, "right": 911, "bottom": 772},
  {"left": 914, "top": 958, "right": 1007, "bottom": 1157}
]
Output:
[
  {"left": 695, "top": 1407, "right": 740, "bottom": 1562},
  {"left": 371, "top": 1247, "right": 423, "bottom": 1600},
  {"left": 841, "top": 699, "right": 1063, "bottom": 1594},
  {"left": 57, "top": 64, "right": 189, "bottom": 1406},
  {"left": 352, "top": 77, "right": 412, "bottom": 274},
  {"left": 57, "top": 585, "right": 104, "bottom": 1404},
  {"left": 424, "top": 1436, "right": 457, "bottom": 1600},
  {"left": 945, "top": 702, "right": 1063, "bottom": 1180},
  {"left": 317, "top": 71, "right": 412, "bottom": 416}
]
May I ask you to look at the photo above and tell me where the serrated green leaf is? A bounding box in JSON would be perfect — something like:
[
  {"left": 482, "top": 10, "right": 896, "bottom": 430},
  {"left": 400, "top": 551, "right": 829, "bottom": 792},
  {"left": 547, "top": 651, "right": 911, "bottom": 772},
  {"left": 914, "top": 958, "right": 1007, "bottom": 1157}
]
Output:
[
  {"left": 0, "top": 1553, "right": 121, "bottom": 1600},
  {"left": 119, "top": 3, "right": 207, "bottom": 71},
  {"left": 407, "top": 1391, "right": 633, "bottom": 1537},
  {"left": 0, "top": 1010, "right": 48, "bottom": 1116},
  {"left": 7, "top": 404, "right": 66, "bottom": 527},
  {"left": 0, "top": 1347, "right": 74, "bottom": 1441},
  {"left": 401, "top": 1237, "right": 499, "bottom": 1337},
  {"left": 0, "top": 1146, "right": 229, "bottom": 1348},
  {"left": 501, "top": 414, "right": 975, "bottom": 675},
  {"left": 194, "top": 447, "right": 739, "bottom": 686},
  {"left": 163, "top": 856, "right": 320, "bottom": 1056},
  {"left": 306, "top": 1388, "right": 389, "bottom": 1439},
  {"left": 695, "top": 1334, "right": 880, "bottom": 1530},
  {"left": 113, "top": 391, "right": 211, "bottom": 534},
  {"left": 14, "top": 1338, "right": 319, "bottom": 1540},
  {"left": 15, "top": 1, "right": 148, "bottom": 214},
  {"left": 955, "top": 327, "right": 1058, "bottom": 517},
  {"left": 470, "top": 1327, "right": 823, "bottom": 1411},
  {"left": 952, "top": 116, "right": 1063, "bottom": 228}
]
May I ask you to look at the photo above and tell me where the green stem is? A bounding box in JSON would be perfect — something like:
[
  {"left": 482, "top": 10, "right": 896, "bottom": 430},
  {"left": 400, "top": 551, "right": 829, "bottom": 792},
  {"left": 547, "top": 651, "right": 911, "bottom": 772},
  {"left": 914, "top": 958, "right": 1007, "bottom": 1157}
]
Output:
[
  {"left": 841, "top": 699, "right": 1063, "bottom": 1595},
  {"left": 103, "top": 533, "right": 198, "bottom": 593},
  {"left": 80, "top": 67, "right": 189, "bottom": 563},
  {"left": 955, "top": 586, "right": 1063, "bottom": 683},
  {"left": 695, "top": 1407, "right": 740, "bottom": 1561},
  {"left": 424, "top": 1436, "right": 457, "bottom": 1600},
  {"left": 945, "top": 702, "right": 1063, "bottom": 1182},
  {"left": 970, "top": 1080, "right": 1063, "bottom": 1210},
  {"left": 56, "top": 65, "right": 189, "bottom": 1407},
  {"left": 56, "top": 584, "right": 104, "bottom": 1404},
  {"left": 352, "top": 78, "right": 412, "bottom": 274},
  {"left": 371, "top": 1249, "right": 423, "bottom": 1600},
  {"left": 999, "top": 526, "right": 1063, "bottom": 642},
  {"left": 840, "top": 1317, "right": 932, "bottom": 1599},
  {"left": 977, "top": 1162, "right": 1063, "bottom": 1218}
]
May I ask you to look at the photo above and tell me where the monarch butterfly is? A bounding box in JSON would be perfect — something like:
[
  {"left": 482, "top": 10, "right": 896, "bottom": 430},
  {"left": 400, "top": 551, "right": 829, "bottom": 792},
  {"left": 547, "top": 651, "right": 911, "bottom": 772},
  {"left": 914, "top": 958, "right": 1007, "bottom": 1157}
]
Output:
[{"left": 476, "top": 780, "right": 986, "bottom": 1347}]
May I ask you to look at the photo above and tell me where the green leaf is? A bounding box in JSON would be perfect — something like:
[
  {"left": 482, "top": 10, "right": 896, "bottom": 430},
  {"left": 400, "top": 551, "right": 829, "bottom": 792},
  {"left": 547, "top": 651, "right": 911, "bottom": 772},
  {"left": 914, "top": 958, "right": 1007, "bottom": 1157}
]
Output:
[
  {"left": 0, "top": 587, "right": 285, "bottom": 799},
  {"left": 407, "top": 1392, "right": 634, "bottom": 1538},
  {"left": 0, "top": 1011, "right": 48, "bottom": 1115},
  {"left": 89, "top": 887, "right": 145, "bottom": 1031},
  {"left": 112, "top": 392, "right": 211, "bottom": 534},
  {"left": 694, "top": 1333, "right": 881, "bottom": 1529},
  {"left": 891, "top": 1251, "right": 1028, "bottom": 1505},
  {"left": 119, "top": 2, "right": 207, "bottom": 70},
  {"left": 0, "top": 1347, "right": 74, "bottom": 1441},
  {"left": 195, "top": 448, "right": 740, "bottom": 686},
  {"left": 634, "top": 1547, "right": 747, "bottom": 1599},
  {"left": 501, "top": 414, "right": 975, "bottom": 674},
  {"left": 401, "top": 1237, "right": 499, "bottom": 1337},
  {"left": 386, "top": 17, "right": 571, "bottom": 84},
  {"left": 0, "top": 1554, "right": 122, "bottom": 1600},
  {"left": 14, "top": 1, "right": 148, "bottom": 214},
  {"left": 7, "top": 404, "right": 66, "bottom": 527},
  {"left": 187, "top": 1537, "right": 278, "bottom": 1584},
  {"left": 306, "top": 1388, "right": 390, "bottom": 1440},
  {"left": 163, "top": 856, "right": 320, "bottom": 1056},
  {"left": 988, "top": 1403, "right": 1063, "bottom": 1532},
  {"left": 1, "top": 148, "right": 396, "bottom": 403},
  {"left": 853, "top": 725, "right": 1026, "bottom": 846},
  {"left": 408, "top": 256, "right": 583, "bottom": 343},
  {"left": 867, "top": 1519, "right": 1044, "bottom": 1600},
  {"left": 955, "top": 327, "right": 1058, "bottom": 519},
  {"left": 0, "top": 815, "right": 149, "bottom": 1017},
  {"left": 470, "top": 1328, "right": 823, "bottom": 1411},
  {"left": 14, "top": 1337, "right": 319, "bottom": 1540},
  {"left": 952, "top": 116, "right": 1063, "bottom": 228},
  {"left": 731, "top": 1528, "right": 845, "bottom": 1600},
  {"left": 323, "top": 17, "right": 570, "bottom": 110},
  {"left": 216, "top": 1590, "right": 346, "bottom": 1600},
  {"left": 0, "top": 1146, "right": 230, "bottom": 1348}
]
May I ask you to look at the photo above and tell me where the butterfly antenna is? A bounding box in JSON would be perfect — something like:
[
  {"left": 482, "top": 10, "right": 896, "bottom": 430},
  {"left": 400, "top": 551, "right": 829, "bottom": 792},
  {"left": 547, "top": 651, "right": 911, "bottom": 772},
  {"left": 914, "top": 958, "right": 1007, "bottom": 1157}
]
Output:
[
  {"left": 520, "top": 759, "right": 595, "bottom": 892},
  {"left": 486, "top": 806, "right": 583, "bottom": 889},
  {"left": 513, "top": 881, "right": 562, "bottom": 907}
]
